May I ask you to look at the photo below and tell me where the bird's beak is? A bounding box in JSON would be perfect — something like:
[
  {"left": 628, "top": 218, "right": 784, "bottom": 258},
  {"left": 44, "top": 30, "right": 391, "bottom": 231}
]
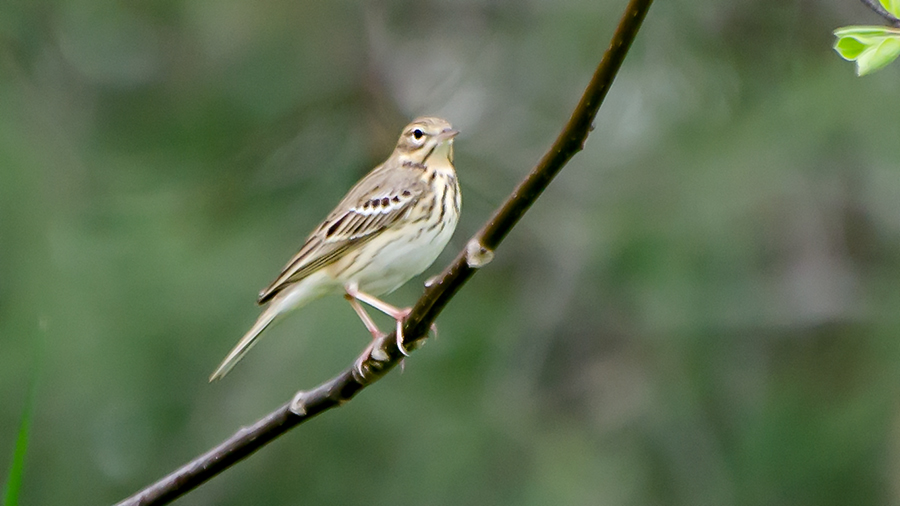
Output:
[{"left": 436, "top": 128, "right": 459, "bottom": 142}]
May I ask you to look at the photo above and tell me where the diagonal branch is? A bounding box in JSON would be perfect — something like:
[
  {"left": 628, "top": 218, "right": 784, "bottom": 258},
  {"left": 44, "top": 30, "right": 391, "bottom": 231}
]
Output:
[
  {"left": 859, "top": 0, "right": 900, "bottom": 26},
  {"left": 114, "top": 0, "right": 654, "bottom": 504}
]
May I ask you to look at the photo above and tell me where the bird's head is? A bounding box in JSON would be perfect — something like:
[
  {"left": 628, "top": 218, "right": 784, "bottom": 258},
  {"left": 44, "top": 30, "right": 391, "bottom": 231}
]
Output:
[{"left": 394, "top": 116, "right": 458, "bottom": 165}]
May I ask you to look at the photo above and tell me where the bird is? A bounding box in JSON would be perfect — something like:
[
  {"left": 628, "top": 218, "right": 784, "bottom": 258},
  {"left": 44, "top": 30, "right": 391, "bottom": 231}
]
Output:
[{"left": 210, "top": 117, "right": 461, "bottom": 381}]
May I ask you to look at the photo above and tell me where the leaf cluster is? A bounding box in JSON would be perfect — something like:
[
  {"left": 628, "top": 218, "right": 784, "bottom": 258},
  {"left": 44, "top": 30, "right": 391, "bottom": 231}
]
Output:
[{"left": 834, "top": 0, "right": 900, "bottom": 75}]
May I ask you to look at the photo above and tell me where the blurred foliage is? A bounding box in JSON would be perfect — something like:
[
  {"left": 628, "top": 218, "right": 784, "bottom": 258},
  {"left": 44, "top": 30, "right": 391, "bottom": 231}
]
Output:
[{"left": 2, "top": 0, "right": 900, "bottom": 505}]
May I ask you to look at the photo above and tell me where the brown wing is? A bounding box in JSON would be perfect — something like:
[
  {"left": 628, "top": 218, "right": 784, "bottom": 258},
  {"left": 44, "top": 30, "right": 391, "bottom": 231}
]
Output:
[{"left": 257, "top": 165, "right": 426, "bottom": 304}]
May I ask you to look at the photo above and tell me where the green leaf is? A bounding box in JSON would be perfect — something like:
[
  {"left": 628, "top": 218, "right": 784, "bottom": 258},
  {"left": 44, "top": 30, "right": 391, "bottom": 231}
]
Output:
[
  {"left": 834, "top": 25, "right": 900, "bottom": 39},
  {"left": 2, "top": 335, "right": 42, "bottom": 506},
  {"left": 2, "top": 384, "right": 36, "bottom": 506},
  {"left": 880, "top": 0, "right": 900, "bottom": 18},
  {"left": 833, "top": 25, "right": 900, "bottom": 75},
  {"left": 835, "top": 35, "right": 868, "bottom": 59},
  {"left": 857, "top": 35, "right": 900, "bottom": 75}
]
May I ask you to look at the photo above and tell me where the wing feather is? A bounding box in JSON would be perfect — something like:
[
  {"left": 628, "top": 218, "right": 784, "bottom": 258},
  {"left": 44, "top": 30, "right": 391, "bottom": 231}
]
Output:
[{"left": 257, "top": 168, "right": 426, "bottom": 304}]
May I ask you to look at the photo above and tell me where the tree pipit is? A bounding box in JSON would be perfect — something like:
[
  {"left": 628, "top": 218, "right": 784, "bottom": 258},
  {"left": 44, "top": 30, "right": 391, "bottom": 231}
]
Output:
[{"left": 210, "top": 117, "right": 461, "bottom": 381}]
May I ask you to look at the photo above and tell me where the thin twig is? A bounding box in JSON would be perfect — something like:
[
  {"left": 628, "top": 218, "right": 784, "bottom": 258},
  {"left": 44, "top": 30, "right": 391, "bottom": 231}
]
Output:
[
  {"left": 859, "top": 0, "right": 900, "bottom": 26},
  {"left": 114, "top": 0, "right": 654, "bottom": 504}
]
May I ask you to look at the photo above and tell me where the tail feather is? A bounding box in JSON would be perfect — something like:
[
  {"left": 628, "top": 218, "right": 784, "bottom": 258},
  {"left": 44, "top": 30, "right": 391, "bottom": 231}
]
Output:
[
  {"left": 209, "top": 307, "right": 279, "bottom": 382},
  {"left": 210, "top": 273, "right": 333, "bottom": 382}
]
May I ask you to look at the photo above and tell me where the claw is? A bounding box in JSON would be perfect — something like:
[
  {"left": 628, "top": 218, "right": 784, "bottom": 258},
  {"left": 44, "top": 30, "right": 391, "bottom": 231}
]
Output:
[
  {"left": 395, "top": 308, "right": 412, "bottom": 356},
  {"left": 353, "top": 343, "right": 371, "bottom": 379},
  {"left": 396, "top": 330, "right": 410, "bottom": 356}
]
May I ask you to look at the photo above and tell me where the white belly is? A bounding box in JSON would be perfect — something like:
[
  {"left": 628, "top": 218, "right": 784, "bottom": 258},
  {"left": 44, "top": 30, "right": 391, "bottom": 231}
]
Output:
[
  {"left": 327, "top": 176, "right": 460, "bottom": 295},
  {"left": 358, "top": 213, "right": 458, "bottom": 294}
]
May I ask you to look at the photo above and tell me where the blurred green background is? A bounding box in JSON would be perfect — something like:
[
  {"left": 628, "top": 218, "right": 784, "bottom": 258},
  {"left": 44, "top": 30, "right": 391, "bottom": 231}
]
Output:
[{"left": 3, "top": 0, "right": 900, "bottom": 504}]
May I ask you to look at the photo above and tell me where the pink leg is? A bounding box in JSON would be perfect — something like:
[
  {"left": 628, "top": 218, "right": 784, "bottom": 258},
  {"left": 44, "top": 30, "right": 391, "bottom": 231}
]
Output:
[
  {"left": 344, "top": 293, "right": 384, "bottom": 340},
  {"left": 344, "top": 292, "right": 388, "bottom": 377},
  {"left": 345, "top": 284, "right": 412, "bottom": 356},
  {"left": 346, "top": 286, "right": 407, "bottom": 318}
]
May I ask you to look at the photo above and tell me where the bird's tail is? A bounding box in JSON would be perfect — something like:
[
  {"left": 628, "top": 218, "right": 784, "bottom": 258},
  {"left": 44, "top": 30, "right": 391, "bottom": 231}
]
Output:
[
  {"left": 209, "top": 305, "right": 280, "bottom": 382},
  {"left": 209, "top": 273, "right": 334, "bottom": 382}
]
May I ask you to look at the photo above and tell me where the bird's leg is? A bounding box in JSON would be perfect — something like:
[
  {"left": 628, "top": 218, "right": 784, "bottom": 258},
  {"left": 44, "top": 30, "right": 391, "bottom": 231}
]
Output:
[
  {"left": 344, "top": 291, "right": 387, "bottom": 377},
  {"left": 345, "top": 284, "right": 413, "bottom": 356},
  {"left": 344, "top": 293, "right": 384, "bottom": 340}
]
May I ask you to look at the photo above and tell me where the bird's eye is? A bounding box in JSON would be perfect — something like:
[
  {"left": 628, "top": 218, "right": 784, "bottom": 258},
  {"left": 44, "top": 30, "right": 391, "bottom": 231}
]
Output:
[{"left": 412, "top": 128, "right": 424, "bottom": 140}]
